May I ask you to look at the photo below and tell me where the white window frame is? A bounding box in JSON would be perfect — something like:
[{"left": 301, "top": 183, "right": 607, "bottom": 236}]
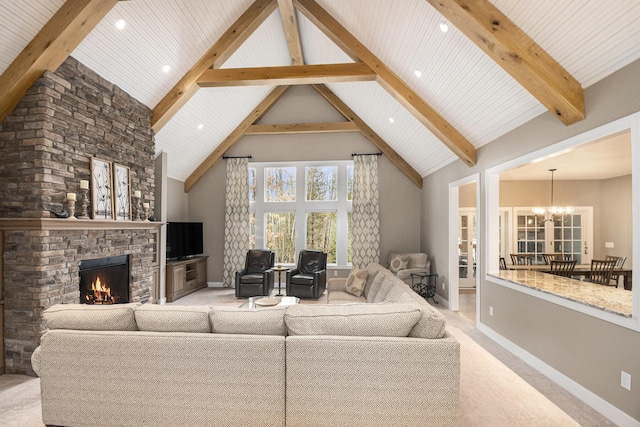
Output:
[
  {"left": 485, "top": 112, "right": 640, "bottom": 332},
  {"left": 250, "top": 160, "right": 353, "bottom": 267}
]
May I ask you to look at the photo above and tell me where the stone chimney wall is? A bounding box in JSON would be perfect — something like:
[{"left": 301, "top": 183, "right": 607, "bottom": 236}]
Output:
[{"left": 0, "top": 57, "right": 157, "bottom": 375}]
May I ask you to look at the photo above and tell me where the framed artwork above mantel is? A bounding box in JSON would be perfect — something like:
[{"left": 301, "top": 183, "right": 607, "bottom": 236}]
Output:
[
  {"left": 90, "top": 157, "right": 113, "bottom": 220},
  {"left": 113, "top": 163, "right": 131, "bottom": 220}
]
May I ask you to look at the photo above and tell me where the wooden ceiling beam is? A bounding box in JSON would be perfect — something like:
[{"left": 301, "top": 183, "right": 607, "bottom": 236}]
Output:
[
  {"left": 184, "top": 86, "right": 290, "bottom": 192},
  {"left": 0, "top": 0, "right": 118, "bottom": 123},
  {"left": 152, "top": 0, "right": 278, "bottom": 133},
  {"left": 312, "top": 84, "right": 423, "bottom": 189},
  {"left": 278, "top": 0, "right": 305, "bottom": 65},
  {"left": 295, "top": 0, "right": 476, "bottom": 167},
  {"left": 197, "top": 63, "right": 375, "bottom": 87},
  {"left": 425, "top": 0, "right": 584, "bottom": 126},
  {"left": 245, "top": 121, "right": 359, "bottom": 135}
]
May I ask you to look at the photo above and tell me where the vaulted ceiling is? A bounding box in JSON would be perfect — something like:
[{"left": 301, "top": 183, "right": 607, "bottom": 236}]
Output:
[{"left": 2, "top": 0, "right": 640, "bottom": 190}]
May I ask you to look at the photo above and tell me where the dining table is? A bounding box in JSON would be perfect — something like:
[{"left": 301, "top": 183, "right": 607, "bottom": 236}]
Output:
[{"left": 508, "top": 264, "right": 632, "bottom": 291}]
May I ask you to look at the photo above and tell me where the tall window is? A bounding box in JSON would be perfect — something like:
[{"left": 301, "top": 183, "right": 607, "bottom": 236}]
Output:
[{"left": 250, "top": 161, "right": 353, "bottom": 266}]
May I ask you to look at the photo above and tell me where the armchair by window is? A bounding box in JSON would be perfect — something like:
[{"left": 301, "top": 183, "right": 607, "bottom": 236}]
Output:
[
  {"left": 286, "top": 250, "right": 327, "bottom": 299},
  {"left": 235, "top": 250, "right": 275, "bottom": 298},
  {"left": 387, "top": 251, "right": 430, "bottom": 286}
]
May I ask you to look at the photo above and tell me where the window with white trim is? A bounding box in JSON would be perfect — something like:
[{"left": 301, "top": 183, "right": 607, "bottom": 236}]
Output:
[{"left": 249, "top": 161, "right": 353, "bottom": 266}]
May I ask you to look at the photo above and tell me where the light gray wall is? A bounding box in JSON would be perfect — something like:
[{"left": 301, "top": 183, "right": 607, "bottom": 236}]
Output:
[
  {"left": 422, "top": 58, "right": 640, "bottom": 420},
  {"left": 166, "top": 177, "right": 189, "bottom": 221},
  {"left": 181, "top": 85, "right": 421, "bottom": 282}
]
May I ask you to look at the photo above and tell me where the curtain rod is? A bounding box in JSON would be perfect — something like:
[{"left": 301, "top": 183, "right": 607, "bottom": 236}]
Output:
[
  {"left": 351, "top": 152, "right": 382, "bottom": 157},
  {"left": 222, "top": 155, "right": 252, "bottom": 159}
]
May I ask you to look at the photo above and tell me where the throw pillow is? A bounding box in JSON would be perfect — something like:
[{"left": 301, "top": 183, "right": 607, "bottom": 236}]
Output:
[
  {"left": 389, "top": 254, "right": 409, "bottom": 273},
  {"left": 345, "top": 267, "right": 368, "bottom": 297}
]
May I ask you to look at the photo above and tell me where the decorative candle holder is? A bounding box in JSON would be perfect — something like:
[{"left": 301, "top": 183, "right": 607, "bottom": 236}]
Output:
[
  {"left": 133, "top": 195, "right": 142, "bottom": 221},
  {"left": 77, "top": 188, "right": 90, "bottom": 219},
  {"left": 66, "top": 198, "right": 77, "bottom": 220},
  {"left": 142, "top": 203, "right": 149, "bottom": 222}
]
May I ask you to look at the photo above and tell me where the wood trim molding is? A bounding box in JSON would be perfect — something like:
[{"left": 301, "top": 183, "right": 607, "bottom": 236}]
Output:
[
  {"left": 312, "top": 84, "right": 423, "bottom": 189},
  {"left": 426, "top": 0, "right": 584, "bottom": 126},
  {"left": 151, "top": 0, "right": 278, "bottom": 132},
  {"left": 184, "top": 86, "right": 290, "bottom": 192},
  {"left": 294, "top": 0, "right": 476, "bottom": 167},
  {"left": 245, "top": 121, "right": 359, "bottom": 134},
  {"left": 0, "top": 0, "right": 118, "bottom": 124},
  {"left": 0, "top": 218, "right": 162, "bottom": 231},
  {"left": 196, "top": 63, "right": 375, "bottom": 87}
]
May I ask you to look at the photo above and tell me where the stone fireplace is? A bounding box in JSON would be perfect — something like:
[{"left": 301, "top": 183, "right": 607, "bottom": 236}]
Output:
[{"left": 0, "top": 56, "right": 159, "bottom": 375}]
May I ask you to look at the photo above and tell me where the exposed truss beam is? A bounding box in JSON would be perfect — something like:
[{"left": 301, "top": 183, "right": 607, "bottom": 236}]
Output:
[
  {"left": 0, "top": 0, "right": 118, "bottom": 124},
  {"left": 278, "top": 0, "right": 304, "bottom": 65},
  {"left": 184, "top": 86, "right": 290, "bottom": 192},
  {"left": 426, "top": 0, "right": 584, "bottom": 126},
  {"left": 295, "top": 0, "right": 476, "bottom": 167},
  {"left": 197, "top": 63, "right": 375, "bottom": 87},
  {"left": 245, "top": 121, "right": 359, "bottom": 135},
  {"left": 152, "top": 0, "right": 278, "bottom": 132},
  {"left": 313, "top": 85, "right": 423, "bottom": 189}
]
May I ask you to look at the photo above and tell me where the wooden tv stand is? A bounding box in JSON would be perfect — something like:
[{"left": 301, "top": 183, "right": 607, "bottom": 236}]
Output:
[{"left": 166, "top": 256, "right": 208, "bottom": 302}]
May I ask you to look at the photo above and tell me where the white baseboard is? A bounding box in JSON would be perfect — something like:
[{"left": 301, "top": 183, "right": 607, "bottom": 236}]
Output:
[
  {"left": 207, "top": 282, "right": 224, "bottom": 288},
  {"left": 435, "top": 294, "right": 450, "bottom": 308},
  {"left": 157, "top": 297, "right": 167, "bottom": 305},
  {"left": 477, "top": 323, "right": 640, "bottom": 427}
]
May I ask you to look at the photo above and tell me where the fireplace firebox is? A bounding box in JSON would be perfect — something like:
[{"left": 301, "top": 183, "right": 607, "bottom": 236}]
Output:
[{"left": 79, "top": 255, "right": 130, "bottom": 304}]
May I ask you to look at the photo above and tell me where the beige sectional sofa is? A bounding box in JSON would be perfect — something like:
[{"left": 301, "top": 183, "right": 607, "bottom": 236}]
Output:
[{"left": 32, "top": 270, "right": 459, "bottom": 426}]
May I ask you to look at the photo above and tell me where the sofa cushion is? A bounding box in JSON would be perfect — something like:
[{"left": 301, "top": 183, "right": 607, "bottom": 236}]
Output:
[
  {"left": 135, "top": 304, "right": 211, "bottom": 333},
  {"left": 344, "top": 267, "right": 368, "bottom": 297},
  {"left": 389, "top": 292, "right": 447, "bottom": 339},
  {"left": 327, "top": 291, "right": 367, "bottom": 304},
  {"left": 389, "top": 253, "right": 409, "bottom": 273},
  {"left": 43, "top": 303, "right": 140, "bottom": 331},
  {"left": 285, "top": 303, "right": 421, "bottom": 337},
  {"left": 210, "top": 307, "right": 287, "bottom": 336},
  {"left": 365, "top": 270, "right": 388, "bottom": 302}
]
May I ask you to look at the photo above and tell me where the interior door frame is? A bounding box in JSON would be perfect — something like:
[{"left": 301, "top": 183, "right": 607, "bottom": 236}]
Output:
[{"left": 448, "top": 173, "right": 481, "bottom": 312}]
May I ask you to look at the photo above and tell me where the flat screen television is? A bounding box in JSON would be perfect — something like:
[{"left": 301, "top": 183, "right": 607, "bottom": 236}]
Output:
[{"left": 166, "top": 222, "right": 204, "bottom": 260}]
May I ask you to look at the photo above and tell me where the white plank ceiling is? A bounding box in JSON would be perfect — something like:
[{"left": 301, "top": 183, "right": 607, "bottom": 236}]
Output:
[{"left": 1, "top": 0, "right": 640, "bottom": 182}]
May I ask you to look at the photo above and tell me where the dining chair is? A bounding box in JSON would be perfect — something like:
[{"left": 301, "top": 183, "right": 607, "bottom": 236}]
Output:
[
  {"left": 585, "top": 259, "right": 617, "bottom": 286},
  {"left": 499, "top": 257, "right": 507, "bottom": 270},
  {"left": 605, "top": 255, "right": 627, "bottom": 287},
  {"left": 549, "top": 260, "right": 576, "bottom": 277},
  {"left": 510, "top": 253, "right": 533, "bottom": 265},
  {"left": 542, "top": 253, "right": 570, "bottom": 264}
]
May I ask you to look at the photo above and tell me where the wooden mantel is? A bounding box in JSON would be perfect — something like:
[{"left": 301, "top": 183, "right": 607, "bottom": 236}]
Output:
[{"left": 0, "top": 218, "right": 163, "bottom": 231}]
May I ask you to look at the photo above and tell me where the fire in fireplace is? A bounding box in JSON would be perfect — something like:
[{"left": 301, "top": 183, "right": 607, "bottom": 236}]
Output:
[{"left": 79, "top": 255, "right": 130, "bottom": 304}]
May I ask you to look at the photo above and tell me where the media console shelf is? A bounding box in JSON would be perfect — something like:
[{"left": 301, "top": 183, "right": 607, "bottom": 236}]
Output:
[{"left": 166, "top": 256, "right": 208, "bottom": 302}]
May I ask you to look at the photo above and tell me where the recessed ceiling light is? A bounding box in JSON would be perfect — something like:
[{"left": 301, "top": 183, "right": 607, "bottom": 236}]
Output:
[
  {"left": 414, "top": 70, "right": 422, "bottom": 78},
  {"left": 162, "top": 65, "right": 171, "bottom": 73},
  {"left": 389, "top": 117, "right": 395, "bottom": 124},
  {"left": 115, "top": 19, "right": 126, "bottom": 30},
  {"left": 439, "top": 21, "right": 449, "bottom": 32},
  {"left": 197, "top": 124, "right": 204, "bottom": 130}
]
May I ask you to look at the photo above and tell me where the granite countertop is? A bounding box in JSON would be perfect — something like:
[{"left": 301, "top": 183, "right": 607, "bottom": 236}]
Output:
[{"left": 489, "top": 270, "right": 632, "bottom": 317}]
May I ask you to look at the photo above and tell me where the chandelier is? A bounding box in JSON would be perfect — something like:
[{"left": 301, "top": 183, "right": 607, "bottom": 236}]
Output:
[{"left": 532, "top": 169, "right": 574, "bottom": 215}]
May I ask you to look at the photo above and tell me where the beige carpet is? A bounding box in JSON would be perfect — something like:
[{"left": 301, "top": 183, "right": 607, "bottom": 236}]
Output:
[{"left": 0, "top": 288, "right": 605, "bottom": 426}]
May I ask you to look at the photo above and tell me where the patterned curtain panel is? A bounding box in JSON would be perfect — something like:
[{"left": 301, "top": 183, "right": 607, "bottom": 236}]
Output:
[
  {"left": 222, "top": 158, "right": 251, "bottom": 288},
  {"left": 351, "top": 155, "right": 380, "bottom": 268}
]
